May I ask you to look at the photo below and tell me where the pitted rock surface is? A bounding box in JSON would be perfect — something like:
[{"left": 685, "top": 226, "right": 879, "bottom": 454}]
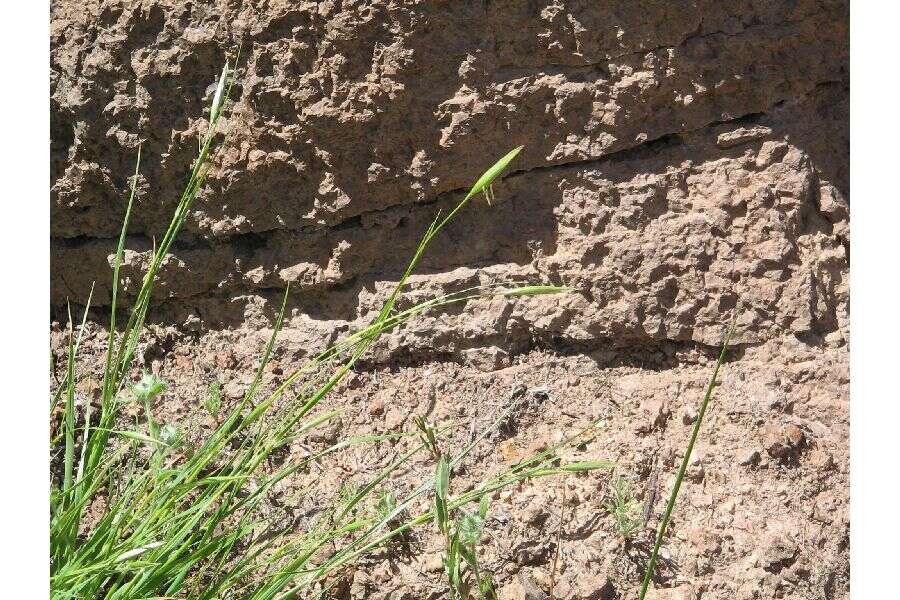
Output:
[{"left": 51, "top": 0, "right": 848, "bottom": 357}]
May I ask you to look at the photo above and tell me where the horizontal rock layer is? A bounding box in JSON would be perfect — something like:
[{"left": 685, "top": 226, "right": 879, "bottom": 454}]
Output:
[{"left": 51, "top": 0, "right": 848, "bottom": 357}]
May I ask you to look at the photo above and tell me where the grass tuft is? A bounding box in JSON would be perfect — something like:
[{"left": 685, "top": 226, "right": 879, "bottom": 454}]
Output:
[
  {"left": 604, "top": 475, "right": 644, "bottom": 541},
  {"left": 50, "top": 62, "right": 610, "bottom": 599}
]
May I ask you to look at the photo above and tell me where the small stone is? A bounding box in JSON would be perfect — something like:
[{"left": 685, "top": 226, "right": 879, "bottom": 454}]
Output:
[
  {"left": 214, "top": 349, "right": 236, "bottom": 370},
  {"left": 716, "top": 125, "right": 773, "bottom": 148},
  {"left": 686, "top": 527, "right": 721, "bottom": 557},
  {"left": 661, "top": 447, "right": 676, "bottom": 468},
  {"left": 223, "top": 381, "right": 244, "bottom": 400},
  {"left": 512, "top": 539, "right": 552, "bottom": 565},
  {"left": 424, "top": 553, "right": 443, "bottom": 573},
  {"left": 763, "top": 423, "right": 806, "bottom": 463},
  {"left": 681, "top": 406, "right": 698, "bottom": 425},
  {"left": 739, "top": 449, "right": 761, "bottom": 467},
  {"left": 307, "top": 417, "right": 342, "bottom": 445},
  {"left": 348, "top": 570, "right": 370, "bottom": 598},
  {"left": 462, "top": 346, "right": 508, "bottom": 371},
  {"left": 755, "top": 140, "right": 789, "bottom": 167},
  {"left": 173, "top": 353, "right": 192, "bottom": 371},
  {"left": 498, "top": 573, "right": 547, "bottom": 600},
  {"left": 384, "top": 406, "right": 405, "bottom": 430},
  {"left": 809, "top": 448, "right": 836, "bottom": 472},
  {"left": 558, "top": 567, "right": 616, "bottom": 600},
  {"left": 530, "top": 386, "right": 550, "bottom": 400},
  {"left": 784, "top": 424, "right": 805, "bottom": 448},
  {"left": 761, "top": 535, "right": 797, "bottom": 573},
  {"left": 183, "top": 312, "right": 201, "bottom": 332},
  {"left": 824, "top": 330, "right": 845, "bottom": 346},
  {"left": 637, "top": 397, "right": 670, "bottom": 433},
  {"left": 818, "top": 183, "right": 849, "bottom": 220},
  {"left": 686, "top": 450, "right": 705, "bottom": 482},
  {"left": 368, "top": 396, "right": 384, "bottom": 416},
  {"left": 518, "top": 573, "right": 548, "bottom": 600},
  {"left": 522, "top": 497, "right": 549, "bottom": 526},
  {"left": 687, "top": 466, "right": 705, "bottom": 483}
]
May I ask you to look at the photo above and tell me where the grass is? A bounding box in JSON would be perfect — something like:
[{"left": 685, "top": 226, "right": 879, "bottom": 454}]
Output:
[
  {"left": 203, "top": 380, "right": 223, "bottom": 418},
  {"left": 637, "top": 320, "right": 737, "bottom": 598},
  {"left": 604, "top": 475, "right": 644, "bottom": 541},
  {"left": 49, "top": 60, "right": 613, "bottom": 599},
  {"left": 417, "top": 417, "right": 495, "bottom": 599}
]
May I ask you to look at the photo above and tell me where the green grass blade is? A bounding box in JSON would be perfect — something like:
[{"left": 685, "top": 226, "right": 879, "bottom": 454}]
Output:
[
  {"left": 100, "top": 144, "right": 141, "bottom": 405},
  {"left": 638, "top": 316, "right": 738, "bottom": 598},
  {"left": 61, "top": 283, "right": 94, "bottom": 504}
]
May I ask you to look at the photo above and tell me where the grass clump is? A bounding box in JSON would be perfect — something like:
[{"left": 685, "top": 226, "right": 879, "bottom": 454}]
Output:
[
  {"left": 203, "top": 380, "right": 223, "bottom": 418},
  {"left": 604, "top": 475, "right": 644, "bottom": 541},
  {"left": 49, "top": 60, "right": 611, "bottom": 599},
  {"left": 418, "top": 417, "right": 497, "bottom": 599}
]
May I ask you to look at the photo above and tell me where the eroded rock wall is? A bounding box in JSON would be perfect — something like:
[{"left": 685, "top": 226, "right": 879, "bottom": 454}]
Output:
[{"left": 51, "top": 0, "right": 848, "bottom": 360}]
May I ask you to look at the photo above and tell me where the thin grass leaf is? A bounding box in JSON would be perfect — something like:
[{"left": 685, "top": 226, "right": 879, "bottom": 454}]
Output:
[
  {"left": 95, "top": 429, "right": 171, "bottom": 448},
  {"left": 558, "top": 460, "right": 615, "bottom": 472},
  {"left": 500, "top": 285, "right": 575, "bottom": 297},
  {"left": 638, "top": 315, "right": 738, "bottom": 599},
  {"left": 61, "top": 282, "right": 94, "bottom": 514}
]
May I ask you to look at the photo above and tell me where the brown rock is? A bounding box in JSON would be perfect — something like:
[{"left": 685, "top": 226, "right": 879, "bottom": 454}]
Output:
[
  {"left": 763, "top": 423, "right": 807, "bottom": 463},
  {"left": 214, "top": 350, "right": 236, "bottom": 370},
  {"left": 51, "top": 1, "right": 848, "bottom": 365},
  {"left": 644, "top": 585, "right": 695, "bottom": 600},
  {"left": 223, "top": 381, "right": 244, "bottom": 401},
  {"left": 638, "top": 397, "right": 671, "bottom": 433},
  {"left": 423, "top": 553, "right": 443, "bottom": 573},
  {"left": 739, "top": 449, "right": 761, "bottom": 467},
  {"left": 681, "top": 405, "right": 698, "bottom": 425},
  {"left": 368, "top": 396, "right": 385, "bottom": 416},
  {"left": 716, "top": 125, "right": 773, "bottom": 148},
  {"left": 557, "top": 568, "right": 616, "bottom": 600},
  {"left": 512, "top": 539, "right": 552, "bottom": 566},
  {"left": 761, "top": 535, "right": 798, "bottom": 573},
  {"left": 498, "top": 573, "right": 547, "bottom": 600}
]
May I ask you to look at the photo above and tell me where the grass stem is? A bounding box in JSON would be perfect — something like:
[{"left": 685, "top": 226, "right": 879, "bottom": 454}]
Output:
[{"left": 637, "top": 315, "right": 738, "bottom": 599}]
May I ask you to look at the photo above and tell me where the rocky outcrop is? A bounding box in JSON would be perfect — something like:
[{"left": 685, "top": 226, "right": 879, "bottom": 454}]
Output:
[{"left": 51, "top": 0, "right": 848, "bottom": 359}]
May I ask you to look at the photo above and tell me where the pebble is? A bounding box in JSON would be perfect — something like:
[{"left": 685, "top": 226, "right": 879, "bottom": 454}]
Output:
[
  {"left": 423, "top": 553, "right": 443, "bottom": 573},
  {"left": 223, "top": 381, "right": 244, "bottom": 400},
  {"left": 763, "top": 423, "right": 807, "bottom": 463},
  {"left": 368, "top": 396, "right": 384, "bottom": 416},
  {"left": 739, "top": 449, "right": 761, "bottom": 467},
  {"left": 637, "top": 397, "right": 670, "bottom": 433},
  {"left": 761, "top": 534, "right": 798, "bottom": 573},
  {"left": 498, "top": 573, "right": 547, "bottom": 600}
]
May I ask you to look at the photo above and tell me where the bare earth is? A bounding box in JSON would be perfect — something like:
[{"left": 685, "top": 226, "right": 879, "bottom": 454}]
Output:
[{"left": 51, "top": 1, "right": 849, "bottom": 598}]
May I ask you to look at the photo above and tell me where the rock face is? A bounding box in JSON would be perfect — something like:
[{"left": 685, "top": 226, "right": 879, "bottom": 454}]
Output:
[
  {"left": 51, "top": 0, "right": 848, "bottom": 355},
  {"left": 50, "top": 1, "right": 849, "bottom": 598}
]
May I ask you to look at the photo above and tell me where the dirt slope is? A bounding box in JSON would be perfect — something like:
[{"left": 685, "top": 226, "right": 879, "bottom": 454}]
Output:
[{"left": 50, "top": 1, "right": 849, "bottom": 598}]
